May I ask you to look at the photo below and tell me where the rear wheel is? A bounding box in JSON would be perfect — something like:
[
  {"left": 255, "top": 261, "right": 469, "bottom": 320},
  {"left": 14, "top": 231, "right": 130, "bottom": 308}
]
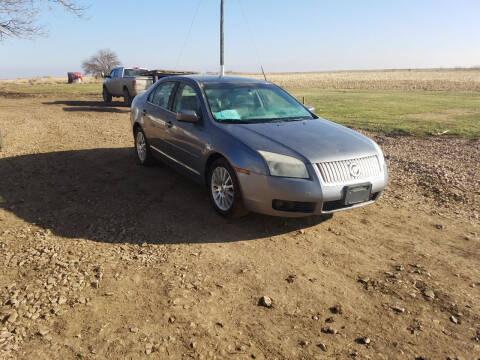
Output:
[
  {"left": 134, "top": 127, "right": 154, "bottom": 166},
  {"left": 123, "top": 88, "right": 132, "bottom": 107},
  {"left": 103, "top": 87, "right": 112, "bottom": 104},
  {"left": 208, "top": 158, "right": 248, "bottom": 218}
]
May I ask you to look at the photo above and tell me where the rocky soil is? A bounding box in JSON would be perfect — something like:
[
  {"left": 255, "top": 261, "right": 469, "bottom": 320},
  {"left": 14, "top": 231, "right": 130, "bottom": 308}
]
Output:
[{"left": 0, "top": 94, "right": 479, "bottom": 359}]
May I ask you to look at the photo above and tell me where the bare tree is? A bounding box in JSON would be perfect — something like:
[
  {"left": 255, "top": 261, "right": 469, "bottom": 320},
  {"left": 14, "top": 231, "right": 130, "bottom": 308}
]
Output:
[
  {"left": 81, "top": 49, "right": 121, "bottom": 77},
  {"left": 0, "top": 0, "right": 86, "bottom": 40}
]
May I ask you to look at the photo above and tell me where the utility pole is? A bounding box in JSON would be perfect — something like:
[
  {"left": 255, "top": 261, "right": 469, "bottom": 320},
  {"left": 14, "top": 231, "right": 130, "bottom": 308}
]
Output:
[{"left": 220, "top": 0, "right": 225, "bottom": 76}]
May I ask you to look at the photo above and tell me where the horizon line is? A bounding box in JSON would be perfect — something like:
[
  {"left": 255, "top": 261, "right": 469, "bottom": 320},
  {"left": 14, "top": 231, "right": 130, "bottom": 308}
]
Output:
[{"left": 1, "top": 66, "right": 480, "bottom": 81}]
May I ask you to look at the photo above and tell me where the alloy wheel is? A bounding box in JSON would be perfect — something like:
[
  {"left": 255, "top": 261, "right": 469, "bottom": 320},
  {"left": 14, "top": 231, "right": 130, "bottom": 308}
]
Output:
[
  {"left": 136, "top": 131, "right": 147, "bottom": 163},
  {"left": 211, "top": 166, "right": 234, "bottom": 211}
]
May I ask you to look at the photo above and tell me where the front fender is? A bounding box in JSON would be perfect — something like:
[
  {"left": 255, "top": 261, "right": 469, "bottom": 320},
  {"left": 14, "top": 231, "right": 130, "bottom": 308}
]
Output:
[
  {"left": 130, "top": 95, "right": 146, "bottom": 131},
  {"left": 202, "top": 127, "right": 268, "bottom": 180}
]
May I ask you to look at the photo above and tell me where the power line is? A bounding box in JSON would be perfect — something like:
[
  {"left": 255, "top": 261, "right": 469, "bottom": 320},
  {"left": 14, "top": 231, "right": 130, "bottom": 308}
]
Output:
[
  {"left": 175, "top": 0, "right": 204, "bottom": 69},
  {"left": 236, "top": 0, "right": 267, "bottom": 79}
]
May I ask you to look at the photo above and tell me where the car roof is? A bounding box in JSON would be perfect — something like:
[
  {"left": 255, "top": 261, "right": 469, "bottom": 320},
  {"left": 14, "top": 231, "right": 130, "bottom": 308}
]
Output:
[{"left": 174, "top": 75, "right": 270, "bottom": 85}]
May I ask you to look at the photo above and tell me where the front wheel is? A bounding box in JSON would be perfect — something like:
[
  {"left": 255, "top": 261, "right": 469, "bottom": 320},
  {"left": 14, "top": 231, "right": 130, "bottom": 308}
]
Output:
[
  {"left": 208, "top": 158, "right": 248, "bottom": 218},
  {"left": 103, "top": 87, "right": 112, "bottom": 104}
]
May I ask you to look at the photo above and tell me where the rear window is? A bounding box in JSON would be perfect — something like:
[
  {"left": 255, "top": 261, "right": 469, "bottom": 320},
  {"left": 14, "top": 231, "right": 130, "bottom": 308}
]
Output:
[{"left": 124, "top": 69, "right": 147, "bottom": 77}]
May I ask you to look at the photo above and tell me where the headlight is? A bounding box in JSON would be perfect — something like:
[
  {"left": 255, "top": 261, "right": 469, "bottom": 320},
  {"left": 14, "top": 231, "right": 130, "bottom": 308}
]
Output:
[{"left": 258, "top": 151, "right": 309, "bottom": 179}]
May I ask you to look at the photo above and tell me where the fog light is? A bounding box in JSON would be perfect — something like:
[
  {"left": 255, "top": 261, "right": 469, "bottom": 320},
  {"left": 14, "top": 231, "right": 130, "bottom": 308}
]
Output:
[{"left": 272, "top": 199, "right": 315, "bottom": 213}]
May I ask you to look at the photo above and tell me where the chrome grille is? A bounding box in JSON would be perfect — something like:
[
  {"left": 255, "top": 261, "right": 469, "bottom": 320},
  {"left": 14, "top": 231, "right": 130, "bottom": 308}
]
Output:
[{"left": 317, "top": 155, "right": 381, "bottom": 184}]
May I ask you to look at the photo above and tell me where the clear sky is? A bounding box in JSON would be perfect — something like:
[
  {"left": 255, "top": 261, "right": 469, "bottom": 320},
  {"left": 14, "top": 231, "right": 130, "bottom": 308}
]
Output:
[{"left": 1, "top": 0, "right": 479, "bottom": 79}]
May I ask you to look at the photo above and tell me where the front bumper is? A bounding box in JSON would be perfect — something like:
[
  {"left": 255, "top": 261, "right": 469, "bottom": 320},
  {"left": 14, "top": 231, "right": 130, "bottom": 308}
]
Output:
[{"left": 237, "top": 163, "right": 388, "bottom": 217}]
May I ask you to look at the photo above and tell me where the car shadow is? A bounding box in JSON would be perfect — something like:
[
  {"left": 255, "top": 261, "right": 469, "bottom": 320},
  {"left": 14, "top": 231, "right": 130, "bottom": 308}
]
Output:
[
  {"left": 42, "top": 100, "right": 129, "bottom": 113},
  {"left": 0, "top": 148, "right": 331, "bottom": 245}
]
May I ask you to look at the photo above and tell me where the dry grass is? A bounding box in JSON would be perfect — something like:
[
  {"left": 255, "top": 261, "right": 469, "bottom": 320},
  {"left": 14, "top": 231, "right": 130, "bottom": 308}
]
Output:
[
  {"left": 3, "top": 68, "right": 480, "bottom": 91},
  {"left": 0, "top": 76, "right": 102, "bottom": 85},
  {"left": 0, "top": 76, "right": 102, "bottom": 95},
  {"left": 241, "top": 69, "right": 480, "bottom": 91},
  {"left": 1, "top": 69, "right": 479, "bottom": 138}
]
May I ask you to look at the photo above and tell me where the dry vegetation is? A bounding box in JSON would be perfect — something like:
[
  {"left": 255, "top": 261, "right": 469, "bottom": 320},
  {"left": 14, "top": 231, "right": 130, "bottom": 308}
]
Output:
[
  {"left": 2, "top": 68, "right": 480, "bottom": 91},
  {"left": 0, "top": 76, "right": 101, "bottom": 86},
  {"left": 243, "top": 69, "right": 480, "bottom": 91}
]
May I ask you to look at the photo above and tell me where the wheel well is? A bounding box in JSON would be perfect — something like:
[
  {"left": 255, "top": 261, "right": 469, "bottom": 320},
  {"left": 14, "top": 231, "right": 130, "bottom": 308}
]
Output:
[
  {"left": 133, "top": 122, "right": 141, "bottom": 137},
  {"left": 204, "top": 153, "right": 225, "bottom": 184}
]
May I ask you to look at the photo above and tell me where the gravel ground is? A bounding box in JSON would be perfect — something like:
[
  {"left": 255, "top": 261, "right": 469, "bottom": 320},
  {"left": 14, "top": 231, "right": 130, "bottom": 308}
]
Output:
[
  {"left": 364, "top": 131, "right": 480, "bottom": 221},
  {"left": 0, "top": 94, "right": 479, "bottom": 359}
]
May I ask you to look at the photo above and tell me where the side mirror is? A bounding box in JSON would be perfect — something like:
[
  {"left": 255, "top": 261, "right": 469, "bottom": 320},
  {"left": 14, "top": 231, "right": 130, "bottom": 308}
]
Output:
[
  {"left": 306, "top": 105, "right": 315, "bottom": 113},
  {"left": 177, "top": 110, "right": 199, "bottom": 123}
]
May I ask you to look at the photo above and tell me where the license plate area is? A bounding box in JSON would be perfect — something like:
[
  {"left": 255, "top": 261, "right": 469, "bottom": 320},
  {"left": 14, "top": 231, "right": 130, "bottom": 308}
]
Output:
[{"left": 343, "top": 183, "right": 372, "bottom": 205}]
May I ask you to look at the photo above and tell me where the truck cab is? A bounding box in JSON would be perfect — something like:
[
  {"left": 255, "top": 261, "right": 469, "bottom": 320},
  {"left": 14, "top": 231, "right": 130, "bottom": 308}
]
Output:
[{"left": 103, "top": 67, "right": 153, "bottom": 106}]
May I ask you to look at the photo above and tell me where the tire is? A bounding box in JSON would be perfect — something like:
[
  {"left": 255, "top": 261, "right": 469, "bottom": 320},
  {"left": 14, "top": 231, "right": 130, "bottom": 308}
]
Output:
[
  {"left": 123, "top": 88, "right": 132, "bottom": 107},
  {"left": 208, "top": 158, "right": 248, "bottom": 218},
  {"left": 103, "top": 87, "right": 112, "bottom": 104},
  {"left": 134, "top": 127, "right": 154, "bottom": 166}
]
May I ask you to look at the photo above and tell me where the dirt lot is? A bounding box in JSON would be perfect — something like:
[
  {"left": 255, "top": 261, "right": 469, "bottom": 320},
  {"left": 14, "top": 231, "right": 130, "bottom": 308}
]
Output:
[{"left": 0, "top": 92, "right": 479, "bottom": 360}]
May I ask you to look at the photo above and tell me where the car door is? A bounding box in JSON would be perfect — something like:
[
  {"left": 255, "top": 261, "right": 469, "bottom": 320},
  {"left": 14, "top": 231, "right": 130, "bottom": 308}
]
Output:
[
  {"left": 166, "top": 82, "right": 205, "bottom": 175},
  {"left": 104, "top": 69, "right": 116, "bottom": 94},
  {"left": 142, "top": 81, "right": 177, "bottom": 155},
  {"left": 110, "top": 68, "right": 123, "bottom": 96}
]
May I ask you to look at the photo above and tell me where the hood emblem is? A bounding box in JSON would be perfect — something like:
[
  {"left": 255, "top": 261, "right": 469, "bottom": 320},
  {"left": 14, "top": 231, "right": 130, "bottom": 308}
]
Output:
[{"left": 348, "top": 162, "right": 361, "bottom": 178}]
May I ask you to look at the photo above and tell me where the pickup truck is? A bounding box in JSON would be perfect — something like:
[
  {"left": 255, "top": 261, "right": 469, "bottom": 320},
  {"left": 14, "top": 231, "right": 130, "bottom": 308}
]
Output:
[
  {"left": 102, "top": 67, "right": 154, "bottom": 106},
  {"left": 103, "top": 67, "right": 198, "bottom": 106}
]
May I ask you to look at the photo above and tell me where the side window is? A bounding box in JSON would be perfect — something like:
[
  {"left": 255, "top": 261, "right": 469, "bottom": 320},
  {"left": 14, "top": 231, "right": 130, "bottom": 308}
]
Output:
[
  {"left": 173, "top": 84, "right": 201, "bottom": 114},
  {"left": 109, "top": 69, "right": 116, "bottom": 78},
  {"left": 149, "top": 82, "right": 176, "bottom": 109}
]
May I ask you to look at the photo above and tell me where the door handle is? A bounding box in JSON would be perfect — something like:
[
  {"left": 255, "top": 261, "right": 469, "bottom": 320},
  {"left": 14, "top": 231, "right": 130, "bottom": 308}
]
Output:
[{"left": 167, "top": 121, "right": 173, "bottom": 128}]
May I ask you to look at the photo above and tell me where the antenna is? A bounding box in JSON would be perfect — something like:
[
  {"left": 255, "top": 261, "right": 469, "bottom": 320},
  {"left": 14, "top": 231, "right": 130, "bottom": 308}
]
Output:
[
  {"left": 261, "top": 65, "right": 267, "bottom": 81},
  {"left": 220, "top": 0, "right": 225, "bottom": 76}
]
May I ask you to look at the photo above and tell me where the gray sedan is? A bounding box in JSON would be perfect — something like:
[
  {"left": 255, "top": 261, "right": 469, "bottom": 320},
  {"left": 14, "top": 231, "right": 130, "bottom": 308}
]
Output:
[{"left": 130, "top": 75, "right": 388, "bottom": 217}]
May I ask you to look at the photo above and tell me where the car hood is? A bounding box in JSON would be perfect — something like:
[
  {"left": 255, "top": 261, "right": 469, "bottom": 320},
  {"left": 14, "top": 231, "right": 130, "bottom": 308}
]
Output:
[{"left": 219, "top": 118, "right": 378, "bottom": 163}]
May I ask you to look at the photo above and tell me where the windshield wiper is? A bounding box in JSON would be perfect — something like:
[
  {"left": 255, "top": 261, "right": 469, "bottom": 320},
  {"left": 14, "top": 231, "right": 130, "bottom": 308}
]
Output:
[
  {"left": 217, "top": 119, "right": 250, "bottom": 123},
  {"left": 217, "top": 117, "right": 311, "bottom": 124},
  {"left": 286, "top": 117, "right": 312, "bottom": 121},
  {"left": 270, "top": 117, "right": 309, "bottom": 123}
]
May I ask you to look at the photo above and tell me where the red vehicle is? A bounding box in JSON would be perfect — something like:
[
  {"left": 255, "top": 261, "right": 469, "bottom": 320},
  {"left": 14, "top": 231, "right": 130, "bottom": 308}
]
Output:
[{"left": 67, "top": 72, "right": 83, "bottom": 84}]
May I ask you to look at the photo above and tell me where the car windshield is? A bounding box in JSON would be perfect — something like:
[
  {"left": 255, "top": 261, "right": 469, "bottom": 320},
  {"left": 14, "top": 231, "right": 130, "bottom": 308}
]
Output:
[
  {"left": 203, "top": 83, "right": 313, "bottom": 123},
  {"left": 124, "top": 69, "right": 147, "bottom": 76}
]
